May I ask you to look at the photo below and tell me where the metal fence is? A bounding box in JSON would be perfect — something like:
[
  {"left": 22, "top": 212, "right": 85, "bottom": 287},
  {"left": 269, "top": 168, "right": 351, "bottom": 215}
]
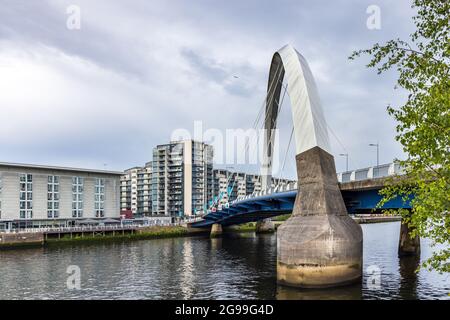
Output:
[
  {"left": 215, "top": 163, "right": 405, "bottom": 211},
  {"left": 1, "top": 216, "right": 204, "bottom": 234},
  {"left": 337, "top": 162, "right": 404, "bottom": 183}
]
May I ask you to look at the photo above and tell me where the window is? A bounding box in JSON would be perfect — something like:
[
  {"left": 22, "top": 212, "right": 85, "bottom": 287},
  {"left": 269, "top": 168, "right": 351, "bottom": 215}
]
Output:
[
  {"left": 72, "top": 176, "right": 84, "bottom": 218},
  {"left": 19, "top": 173, "right": 32, "bottom": 219},
  {"left": 47, "top": 175, "right": 60, "bottom": 218},
  {"left": 95, "top": 178, "right": 105, "bottom": 217}
]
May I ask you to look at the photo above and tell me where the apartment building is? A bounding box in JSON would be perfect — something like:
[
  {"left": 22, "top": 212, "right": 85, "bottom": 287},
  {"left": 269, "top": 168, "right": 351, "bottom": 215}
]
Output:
[
  {"left": 151, "top": 140, "right": 214, "bottom": 217},
  {"left": 120, "top": 162, "right": 152, "bottom": 217}
]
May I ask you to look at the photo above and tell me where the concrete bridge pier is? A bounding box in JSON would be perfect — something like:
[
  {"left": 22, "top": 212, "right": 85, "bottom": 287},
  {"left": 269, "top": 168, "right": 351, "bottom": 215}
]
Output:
[
  {"left": 398, "top": 221, "right": 420, "bottom": 256},
  {"left": 255, "top": 219, "right": 275, "bottom": 233},
  {"left": 210, "top": 223, "right": 223, "bottom": 238},
  {"left": 277, "top": 147, "right": 363, "bottom": 288}
]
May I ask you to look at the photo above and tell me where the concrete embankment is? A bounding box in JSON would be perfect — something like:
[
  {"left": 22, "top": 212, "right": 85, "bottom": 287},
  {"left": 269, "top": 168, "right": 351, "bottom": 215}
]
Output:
[{"left": 0, "top": 232, "right": 45, "bottom": 249}]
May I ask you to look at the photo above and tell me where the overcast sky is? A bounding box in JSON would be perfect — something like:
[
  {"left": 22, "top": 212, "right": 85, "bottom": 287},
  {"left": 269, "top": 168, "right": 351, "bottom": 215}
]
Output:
[{"left": 0, "top": 0, "right": 416, "bottom": 178}]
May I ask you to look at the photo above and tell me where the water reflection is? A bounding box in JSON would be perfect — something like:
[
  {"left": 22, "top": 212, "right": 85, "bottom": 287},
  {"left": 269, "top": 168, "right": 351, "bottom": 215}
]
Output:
[
  {"left": 180, "top": 239, "right": 195, "bottom": 299},
  {"left": 210, "top": 237, "right": 222, "bottom": 250},
  {"left": 398, "top": 255, "right": 420, "bottom": 299},
  {"left": 0, "top": 223, "right": 448, "bottom": 300}
]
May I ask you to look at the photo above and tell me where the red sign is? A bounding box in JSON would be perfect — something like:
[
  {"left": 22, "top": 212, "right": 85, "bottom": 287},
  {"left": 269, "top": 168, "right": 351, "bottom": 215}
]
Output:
[{"left": 120, "top": 210, "right": 133, "bottom": 219}]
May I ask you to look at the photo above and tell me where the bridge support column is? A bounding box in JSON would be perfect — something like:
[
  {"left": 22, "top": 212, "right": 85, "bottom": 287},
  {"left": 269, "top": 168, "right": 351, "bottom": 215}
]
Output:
[
  {"left": 277, "top": 147, "right": 363, "bottom": 288},
  {"left": 256, "top": 219, "right": 275, "bottom": 233},
  {"left": 210, "top": 223, "right": 223, "bottom": 238},
  {"left": 398, "top": 221, "right": 420, "bottom": 256}
]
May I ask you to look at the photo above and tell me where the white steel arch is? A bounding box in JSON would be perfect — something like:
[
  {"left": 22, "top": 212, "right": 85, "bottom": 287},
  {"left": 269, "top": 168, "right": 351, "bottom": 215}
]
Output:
[{"left": 261, "top": 44, "right": 331, "bottom": 189}]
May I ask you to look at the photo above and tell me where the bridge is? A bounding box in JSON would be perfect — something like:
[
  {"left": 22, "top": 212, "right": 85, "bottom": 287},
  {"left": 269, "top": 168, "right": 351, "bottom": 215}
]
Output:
[
  {"left": 191, "top": 163, "right": 410, "bottom": 228},
  {"left": 192, "top": 44, "right": 418, "bottom": 289}
]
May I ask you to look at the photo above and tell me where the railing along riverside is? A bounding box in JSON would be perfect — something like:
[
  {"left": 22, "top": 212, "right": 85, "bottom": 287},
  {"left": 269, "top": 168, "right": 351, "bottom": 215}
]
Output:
[{"left": 1, "top": 217, "right": 205, "bottom": 234}]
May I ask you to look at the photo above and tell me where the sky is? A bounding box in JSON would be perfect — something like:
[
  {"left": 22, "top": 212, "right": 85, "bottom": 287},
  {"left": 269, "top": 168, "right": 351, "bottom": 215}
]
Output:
[{"left": 0, "top": 0, "right": 416, "bottom": 179}]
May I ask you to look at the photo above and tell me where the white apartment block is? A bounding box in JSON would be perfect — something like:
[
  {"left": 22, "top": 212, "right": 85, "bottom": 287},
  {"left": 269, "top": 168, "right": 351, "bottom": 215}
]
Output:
[
  {"left": 151, "top": 140, "right": 213, "bottom": 217},
  {"left": 120, "top": 162, "right": 152, "bottom": 217},
  {"left": 0, "top": 162, "right": 121, "bottom": 230}
]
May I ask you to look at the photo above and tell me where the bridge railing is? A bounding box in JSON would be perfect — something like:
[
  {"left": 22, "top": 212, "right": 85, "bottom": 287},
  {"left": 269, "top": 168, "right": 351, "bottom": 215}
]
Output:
[
  {"left": 227, "top": 181, "right": 298, "bottom": 206},
  {"left": 337, "top": 162, "right": 404, "bottom": 183},
  {"left": 2, "top": 224, "right": 142, "bottom": 235},
  {"left": 213, "top": 163, "right": 404, "bottom": 211},
  {"left": 2, "top": 217, "right": 205, "bottom": 234}
]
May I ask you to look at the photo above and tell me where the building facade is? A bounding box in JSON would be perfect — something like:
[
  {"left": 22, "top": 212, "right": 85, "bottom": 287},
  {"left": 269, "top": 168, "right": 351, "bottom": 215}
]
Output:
[
  {"left": 120, "top": 162, "right": 152, "bottom": 217},
  {"left": 151, "top": 140, "right": 213, "bottom": 217},
  {"left": 0, "top": 162, "right": 121, "bottom": 230}
]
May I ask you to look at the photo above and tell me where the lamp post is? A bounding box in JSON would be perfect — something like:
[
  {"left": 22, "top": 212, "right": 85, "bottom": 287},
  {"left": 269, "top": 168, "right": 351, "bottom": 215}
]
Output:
[
  {"left": 339, "top": 153, "right": 349, "bottom": 172},
  {"left": 369, "top": 143, "right": 379, "bottom": 177}
]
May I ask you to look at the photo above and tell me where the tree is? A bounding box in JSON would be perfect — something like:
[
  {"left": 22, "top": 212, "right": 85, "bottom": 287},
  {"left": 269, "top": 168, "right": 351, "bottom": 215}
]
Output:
[{"left": 350, "top": 0, "right": 449, "bottom": 273}]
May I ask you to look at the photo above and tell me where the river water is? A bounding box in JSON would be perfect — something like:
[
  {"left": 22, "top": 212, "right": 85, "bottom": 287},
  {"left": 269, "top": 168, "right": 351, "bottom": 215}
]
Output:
[{"left": 0, "top": 221, "right": 448, "bottom": 300}]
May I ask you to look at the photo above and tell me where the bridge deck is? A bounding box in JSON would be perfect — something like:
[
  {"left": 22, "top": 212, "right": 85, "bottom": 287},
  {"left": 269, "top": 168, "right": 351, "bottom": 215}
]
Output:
[{"left": 191, "top": 180, "right": 411, "bottom": 228}]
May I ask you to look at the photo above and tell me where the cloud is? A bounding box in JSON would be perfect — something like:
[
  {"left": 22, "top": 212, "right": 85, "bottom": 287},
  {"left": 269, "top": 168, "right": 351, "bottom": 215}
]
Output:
[
  {"left": 180, "top": 48, "right": 258, "bottom": 97},
  {"left": 0, "top": 0, "right": 415, "bottom": 176}
]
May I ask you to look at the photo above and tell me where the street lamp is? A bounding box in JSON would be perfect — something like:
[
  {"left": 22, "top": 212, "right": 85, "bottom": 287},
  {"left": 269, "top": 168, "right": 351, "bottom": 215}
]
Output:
[
  {"left": 369, "top": 143, "right": 380, "bottom": 177},
  {"left": 339, "top": 153, "right": 349, "bottom": 172}
]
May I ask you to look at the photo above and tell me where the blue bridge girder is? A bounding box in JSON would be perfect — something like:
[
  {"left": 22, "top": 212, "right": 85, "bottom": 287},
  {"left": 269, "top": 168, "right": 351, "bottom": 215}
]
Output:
[{"left": 190, "top": 187, "right": 412, "bottom": 228}]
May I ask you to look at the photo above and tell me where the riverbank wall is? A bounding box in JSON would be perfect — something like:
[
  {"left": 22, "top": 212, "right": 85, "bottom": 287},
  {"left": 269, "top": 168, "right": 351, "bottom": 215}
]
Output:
[{"left": 0, "top": 232, "right": 45, "bottom": 248}]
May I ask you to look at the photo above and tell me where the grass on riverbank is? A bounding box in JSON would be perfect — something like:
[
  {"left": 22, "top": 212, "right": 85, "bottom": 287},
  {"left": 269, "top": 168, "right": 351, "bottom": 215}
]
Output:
[
  {"left": 45, "top": 226, "right": 196, "bottom": 246},
  {"left": 272, "top": 214, "right": 291, "bottom": 222},
  {"left": 233, "top": 222, "right": 257, "bottom": 232}
]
